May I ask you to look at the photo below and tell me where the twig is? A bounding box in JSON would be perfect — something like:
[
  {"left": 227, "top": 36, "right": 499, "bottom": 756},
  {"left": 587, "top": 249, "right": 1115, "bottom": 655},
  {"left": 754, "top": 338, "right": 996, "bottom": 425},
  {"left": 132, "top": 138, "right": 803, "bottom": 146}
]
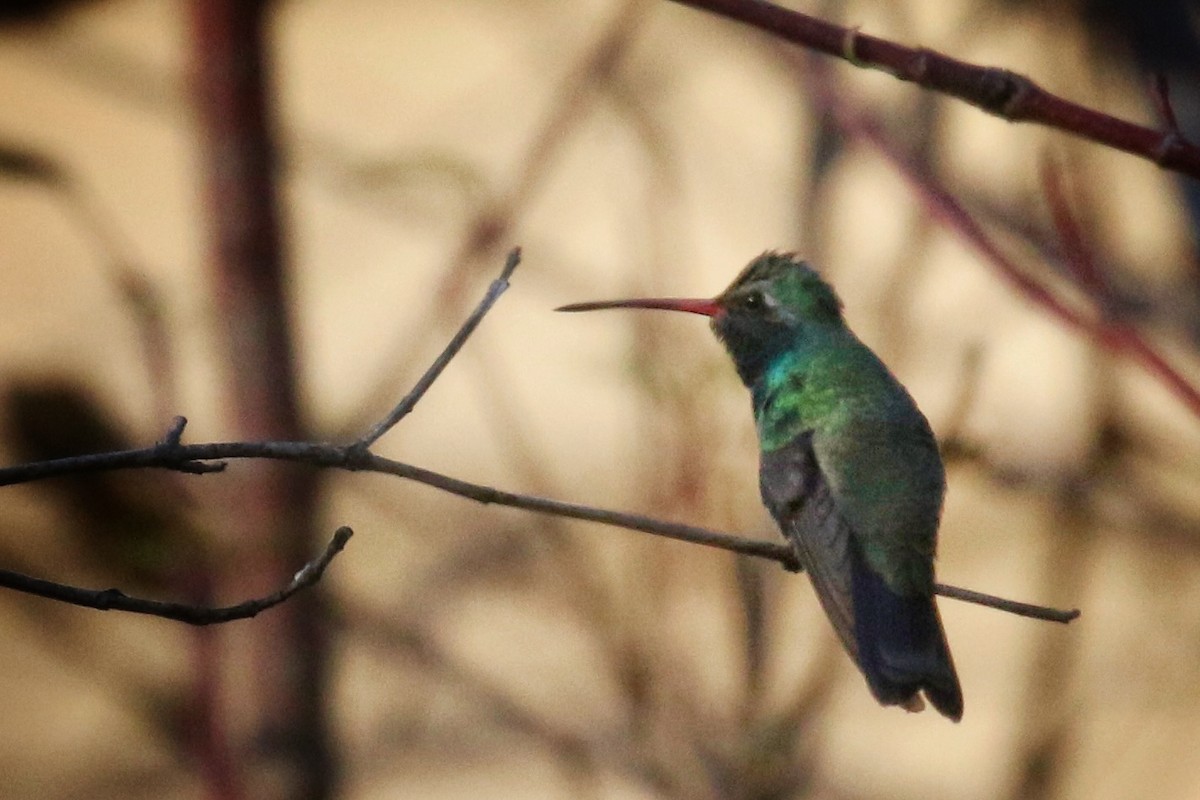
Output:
[
  {"left": 0, "top": 140, "right": 67, "bottom": 184},
  {"left": 664, "top": 0, "right": 1200, "bottom": 178},
  {"left": 1040, "top": 159, "right": 1110, "bottom": 303},
  {"left": 933, "top": 582, "right": 1078, "bottom": 623},
  {"left": 0, "top": 527, "right": 352, "bottom": 626},
  {"left": 0, "top": 428, "right": 1080, "bottom": 624},
  {"left": 1150, "top": 73, "right": 1184, "bottom": 143},
  {"left": 354, "top": 247, "right": 521, "bottom": 449}
]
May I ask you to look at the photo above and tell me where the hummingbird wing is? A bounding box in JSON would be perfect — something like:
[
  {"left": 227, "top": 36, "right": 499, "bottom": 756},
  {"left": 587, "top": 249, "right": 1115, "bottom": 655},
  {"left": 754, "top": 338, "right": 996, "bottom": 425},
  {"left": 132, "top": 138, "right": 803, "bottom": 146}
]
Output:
[
  {"left": 758, "top": 429, "right": 859, "bottom": 660},
  {"left": 759, "top": 425, "right": 963, "bottom": 720}
]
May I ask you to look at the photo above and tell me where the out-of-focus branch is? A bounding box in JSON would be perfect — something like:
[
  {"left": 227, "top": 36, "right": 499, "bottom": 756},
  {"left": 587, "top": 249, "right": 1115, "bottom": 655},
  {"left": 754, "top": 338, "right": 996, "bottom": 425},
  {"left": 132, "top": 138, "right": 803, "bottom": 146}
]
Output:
[
  {"left": 802, "top": 61, "right": 1200, "bottom": 420},
  {"left": 338, "top": 0, "right": 648, "bottom": 438},
  {"left": 190, "top": 3, "right": 327, "bottom": 797},
  {"left": 0, "top": 140, "right": 177, "bottom": 421},
  {"left": 1150, "top": 73, "right": 1184, "bottom": 142},
  {"left": 665, "top": 0, "right": 1200, "bottom": 178},
  {"left": 0, "top": 528, "right": 352, "bottom": 625},
  {"left": 1041, "top": 161, "right": 1110, "bottom": 304}
]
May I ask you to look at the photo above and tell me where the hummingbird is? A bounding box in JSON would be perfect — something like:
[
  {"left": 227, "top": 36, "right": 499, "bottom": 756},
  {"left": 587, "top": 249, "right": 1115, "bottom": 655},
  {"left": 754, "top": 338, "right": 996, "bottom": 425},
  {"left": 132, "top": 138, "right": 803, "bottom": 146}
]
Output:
[{"left": 558, "top": 252, "right": 963, "bottom": 720}]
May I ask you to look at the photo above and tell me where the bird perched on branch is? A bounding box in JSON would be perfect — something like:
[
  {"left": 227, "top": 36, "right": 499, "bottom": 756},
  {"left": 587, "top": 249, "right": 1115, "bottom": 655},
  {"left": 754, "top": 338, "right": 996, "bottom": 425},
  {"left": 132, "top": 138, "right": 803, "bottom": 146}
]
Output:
[{"left": 559, "top": 252, "right": 962, "bottom": 720}]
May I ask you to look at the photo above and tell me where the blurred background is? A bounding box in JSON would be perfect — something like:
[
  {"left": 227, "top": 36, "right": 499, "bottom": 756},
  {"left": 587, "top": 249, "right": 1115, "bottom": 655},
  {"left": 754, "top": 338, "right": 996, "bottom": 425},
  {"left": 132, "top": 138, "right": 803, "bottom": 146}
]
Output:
[{"left": 1, "top": 0, "right": 1199, "bottom": 798}]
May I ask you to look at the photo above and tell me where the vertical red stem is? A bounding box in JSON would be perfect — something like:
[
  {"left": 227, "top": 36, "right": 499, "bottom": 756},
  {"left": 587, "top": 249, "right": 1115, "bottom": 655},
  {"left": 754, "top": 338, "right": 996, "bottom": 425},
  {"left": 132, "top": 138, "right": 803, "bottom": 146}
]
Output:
[{"left": 189, "top": 2, "right": 331, "bottom": 798}]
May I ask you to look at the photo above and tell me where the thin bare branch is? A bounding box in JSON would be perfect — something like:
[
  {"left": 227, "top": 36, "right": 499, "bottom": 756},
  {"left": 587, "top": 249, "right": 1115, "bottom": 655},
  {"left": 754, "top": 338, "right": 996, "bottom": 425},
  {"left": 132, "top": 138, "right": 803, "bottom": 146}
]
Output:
[
  {"left": 0, "top": 527, "right": 352, "bottom": 625},
  {"left": 1040, "top": 160, "right": 1109, "bottom": 303},
  {"left": 354, "top": 246, "right": 521, "bottom": 450},
  {"left": 0, "top": 432, "right": 1079, "bottom": 624},
  {"left": 665, "top": 0, "right": 1200, "bottom": 178},
  {"left": 933, "top": 582, "right": 1079, "bottom": 623},
  {"left": 1150, "top": 73, "right": 1183, "bottom": 141}
]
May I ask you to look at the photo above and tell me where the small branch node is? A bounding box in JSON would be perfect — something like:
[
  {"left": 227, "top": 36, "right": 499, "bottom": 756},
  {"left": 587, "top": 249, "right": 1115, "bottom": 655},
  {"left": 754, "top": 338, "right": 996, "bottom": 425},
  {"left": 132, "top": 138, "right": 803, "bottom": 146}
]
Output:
[
  {"left": 995, "top": 71, "right": 1032, "bottom": 118},
  {"left": 294, "top": 526, "right": 353, "bottom": 584},
  {"left": 160, "top": 416, "right": 188, "bottom": 448},
  {"left": 841, "top": 25, "right": 865, "bottom": 67},
  {"left": 1151, "top": 131, "right": 1184, "bottom": 167},
  {"left": 95, "top": 588, "right": 127, "bottom": 610},
  {"left": 342, "top": 441, "right": 372, "bottom": 470},
  {"left": 908, "top": 49, "right": 931, "bottom": 83}
]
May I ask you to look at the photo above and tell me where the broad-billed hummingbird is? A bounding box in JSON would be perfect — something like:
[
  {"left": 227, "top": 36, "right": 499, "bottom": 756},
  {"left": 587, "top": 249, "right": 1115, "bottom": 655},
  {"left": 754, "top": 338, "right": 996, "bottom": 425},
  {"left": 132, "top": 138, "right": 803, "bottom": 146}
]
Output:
[{"left": 558, "top": 252, "right": 963, "bottom": 720}]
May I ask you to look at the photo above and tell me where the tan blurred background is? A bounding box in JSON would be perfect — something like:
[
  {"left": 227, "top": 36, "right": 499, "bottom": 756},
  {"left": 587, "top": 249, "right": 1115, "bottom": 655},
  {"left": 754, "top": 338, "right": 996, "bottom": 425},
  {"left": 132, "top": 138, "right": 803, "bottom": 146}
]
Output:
[{"left": 1, "top": 0, "right": 1200, "bottom": 798}]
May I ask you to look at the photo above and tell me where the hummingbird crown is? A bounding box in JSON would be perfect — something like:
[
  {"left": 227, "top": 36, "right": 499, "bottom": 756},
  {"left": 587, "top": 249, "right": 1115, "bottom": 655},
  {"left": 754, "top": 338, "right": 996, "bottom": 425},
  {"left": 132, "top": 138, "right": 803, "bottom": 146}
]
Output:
[
  {"left": 718, "top": 252, "right": 843, "bottom": 325},
  {"left": 712, "top": 252, "right": 845, "bottom": 387}
]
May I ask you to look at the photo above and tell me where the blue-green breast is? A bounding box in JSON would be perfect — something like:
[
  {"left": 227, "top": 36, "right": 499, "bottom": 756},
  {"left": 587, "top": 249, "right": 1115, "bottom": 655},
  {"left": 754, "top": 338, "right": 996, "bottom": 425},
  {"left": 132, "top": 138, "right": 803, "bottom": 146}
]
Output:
[{"left": 752, "top": 333, "right": 946, "bottom": 596}]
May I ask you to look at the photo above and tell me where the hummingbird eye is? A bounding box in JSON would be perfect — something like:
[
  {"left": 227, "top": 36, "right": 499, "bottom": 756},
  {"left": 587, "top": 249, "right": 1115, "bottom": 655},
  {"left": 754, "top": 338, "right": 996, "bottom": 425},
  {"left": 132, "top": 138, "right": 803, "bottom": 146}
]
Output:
[{"left": 740, "top": 291, "right": 766, "bottom": 311}]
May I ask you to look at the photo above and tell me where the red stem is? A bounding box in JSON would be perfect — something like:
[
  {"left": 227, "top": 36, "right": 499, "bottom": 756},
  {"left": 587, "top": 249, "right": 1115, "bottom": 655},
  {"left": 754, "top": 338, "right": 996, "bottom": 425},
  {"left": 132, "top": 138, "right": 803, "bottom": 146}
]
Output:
[
  {"left": 1040, "top": 160, "right": 1110, "bottom": 302},
  {"left": 668, "top": 0, "right": 1200, "bottom": 177},
  {"left": 817, "top": 81, "right": 1200, "bottom": 420},
  {"left": 189, "top": 2, "right": 331, "bottom": 798}
]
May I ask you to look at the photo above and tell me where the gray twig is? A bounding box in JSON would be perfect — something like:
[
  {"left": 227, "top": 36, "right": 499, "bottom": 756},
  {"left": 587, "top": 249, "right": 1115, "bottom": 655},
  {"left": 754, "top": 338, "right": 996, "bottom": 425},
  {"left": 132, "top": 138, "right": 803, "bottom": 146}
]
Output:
[
  {"left": 0, "top": 527, "right": 352, "bottom": 625},
  {"left": 0, "top": 436, "right": 1079, "bottom": 624},
  {"left": 354, "top": 246, "right": 521, "bottom": 450},
  {"left": 933, "top": 582, "right": 1079, "bottom": 624}
]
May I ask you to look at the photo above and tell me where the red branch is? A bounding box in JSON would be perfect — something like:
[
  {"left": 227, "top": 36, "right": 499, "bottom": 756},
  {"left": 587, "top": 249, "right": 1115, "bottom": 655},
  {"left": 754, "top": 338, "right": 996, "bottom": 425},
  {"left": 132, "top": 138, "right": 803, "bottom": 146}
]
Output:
[
  {"left": 1040, "top": 161, "right": 1110, "bottom": 302},
  {"left": 817, "top": 86, "right": 1200, "bottom": 419},
  {"left": 687, "top": 1, "right": 1200, "bottom": 419},
  {"left": 667, "top": 0, "right": 1200, "bottom": 179},
  {"left": 190, "top": 1, "right": 330, "bottom": 797}
]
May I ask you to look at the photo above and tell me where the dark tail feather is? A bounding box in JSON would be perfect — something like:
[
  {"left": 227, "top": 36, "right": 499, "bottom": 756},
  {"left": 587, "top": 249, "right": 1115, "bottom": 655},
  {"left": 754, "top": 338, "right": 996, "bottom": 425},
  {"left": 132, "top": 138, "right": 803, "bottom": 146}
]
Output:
[{"left": 850, "top": 546, "right": 963, "bottom": 721}]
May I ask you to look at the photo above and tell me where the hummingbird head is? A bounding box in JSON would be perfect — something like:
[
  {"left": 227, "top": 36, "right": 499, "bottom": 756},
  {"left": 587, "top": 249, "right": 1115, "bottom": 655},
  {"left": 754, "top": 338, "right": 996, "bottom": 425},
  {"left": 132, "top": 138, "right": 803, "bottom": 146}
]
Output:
[{"left": 557, "top": 252, "right": 844, "bottom": 387}]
